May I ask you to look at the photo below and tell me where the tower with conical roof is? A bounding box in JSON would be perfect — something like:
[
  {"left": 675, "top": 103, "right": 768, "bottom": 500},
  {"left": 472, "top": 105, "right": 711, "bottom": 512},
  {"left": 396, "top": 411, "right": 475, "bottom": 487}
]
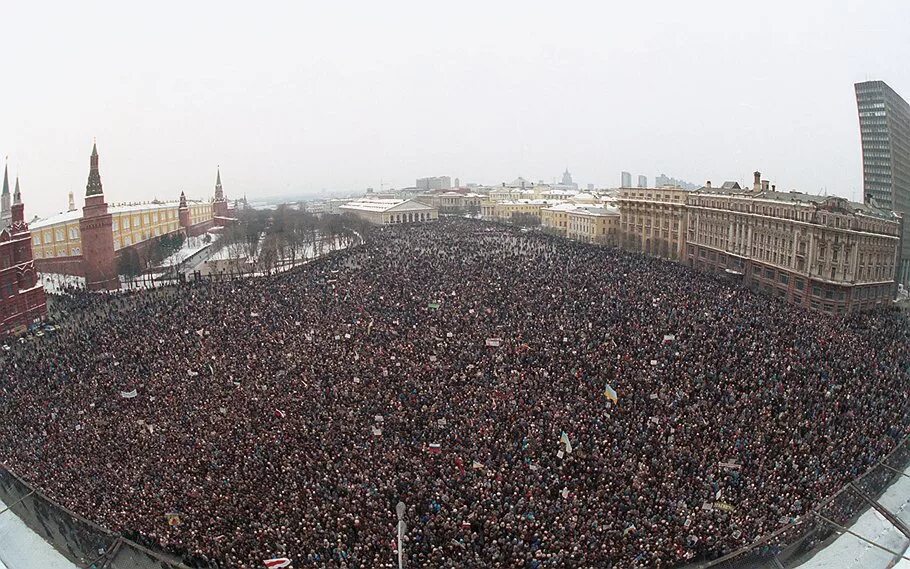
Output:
[
  {"left": 0, "top": 162, "right": 10, "bottom": 230},
  {"left": 212, "top": 166, "right": 229, "bottom": 223},
  {"left": 79, "top": 142, "right": 119, "bottom": 290},
  {"left": 86, "top": 142, "right": 103, "bottom": 196},
  {"left": 0, "top": 173, "right": 47, "bottom": 336},
  {"left": 178, "top": 190, "right": 191, "bottom": 232},
  {"left": 11, "top": 177, "right": 23, "bottom": 225}
]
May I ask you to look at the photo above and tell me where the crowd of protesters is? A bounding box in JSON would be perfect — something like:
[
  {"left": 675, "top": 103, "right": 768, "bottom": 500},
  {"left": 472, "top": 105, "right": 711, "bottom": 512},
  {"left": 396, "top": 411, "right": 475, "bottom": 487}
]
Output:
[{"left": 1, "top": 218, "right": 908, "bottom": 568}]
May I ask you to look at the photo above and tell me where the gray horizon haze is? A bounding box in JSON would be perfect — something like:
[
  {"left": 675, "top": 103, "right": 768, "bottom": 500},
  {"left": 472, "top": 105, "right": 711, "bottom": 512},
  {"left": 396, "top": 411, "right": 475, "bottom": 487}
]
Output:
[{"left": 1, "top": 0, "right": 909, "bottom": 218}]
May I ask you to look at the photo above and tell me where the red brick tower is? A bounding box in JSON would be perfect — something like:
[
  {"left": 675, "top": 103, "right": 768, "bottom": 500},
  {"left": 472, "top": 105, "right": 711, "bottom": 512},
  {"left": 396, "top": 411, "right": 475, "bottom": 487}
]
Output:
[
  {"left": 0, "top": 178, "right": 48, "bottom": 336},
  {"left": 79, "top": 142, "right": 119, "bottom": 290},
  {"left": 212, "top": 167, "right": 229, "bottom": 224},
  {"left": 178, "top": 190, "right": 191, "bottom": 233}
]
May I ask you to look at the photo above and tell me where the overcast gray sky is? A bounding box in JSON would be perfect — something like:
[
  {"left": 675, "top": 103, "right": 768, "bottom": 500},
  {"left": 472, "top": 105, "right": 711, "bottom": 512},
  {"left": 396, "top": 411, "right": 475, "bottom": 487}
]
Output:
[{"left": 2, "top": 0, "right": 909, "bottom": 218}]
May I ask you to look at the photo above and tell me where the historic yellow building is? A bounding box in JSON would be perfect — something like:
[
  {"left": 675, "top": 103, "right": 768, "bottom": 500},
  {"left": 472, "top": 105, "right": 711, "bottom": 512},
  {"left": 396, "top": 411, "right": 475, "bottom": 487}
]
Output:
[
  {"left": 566, "top": 207, "right": 620, "bottom": 245},
  {"left": 32, "top": 200, "right": 213, "bottom": 259},
  {"left": 617, "top": 186, "right": 689, "bottom": 260},
  {"left": 482, "top": 199, "right": 565, "bottom": 223}
]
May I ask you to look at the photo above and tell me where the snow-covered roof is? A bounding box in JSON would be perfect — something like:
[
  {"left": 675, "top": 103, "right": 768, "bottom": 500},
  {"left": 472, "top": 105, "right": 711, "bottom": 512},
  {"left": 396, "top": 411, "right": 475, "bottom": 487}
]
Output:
[
  {"left": 498, "top": 199, "right": 565, "bottom": 206},
  {"left": 570, "top": 206, "right": 619, "bottom": 217},
  {"left": 572, "top": 192, "right": 597, "bottom": 202},
  {"left": 31, "top": 209, "right": 82, "bottom": 229},
  {"left": 340, "top": 198, "right": 435, "bottom": 214},
  {"left": 32, "top": 199, "right": 209, "bottom": 229},
  {"left": 543, "top": 203, "right": 581, "bottom": 212}
]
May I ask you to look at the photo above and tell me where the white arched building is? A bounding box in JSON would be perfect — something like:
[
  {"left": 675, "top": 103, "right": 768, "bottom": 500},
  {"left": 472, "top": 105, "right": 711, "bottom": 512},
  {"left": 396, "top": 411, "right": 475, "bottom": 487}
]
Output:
[{"left": 339, "top": 198, "right": 438, "bottom": 225}]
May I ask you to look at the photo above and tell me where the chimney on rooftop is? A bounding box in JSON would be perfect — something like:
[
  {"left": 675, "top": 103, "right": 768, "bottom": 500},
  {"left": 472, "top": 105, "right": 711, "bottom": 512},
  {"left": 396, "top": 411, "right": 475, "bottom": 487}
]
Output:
[
  {"left": 761, "top": 180, "right": 770, "bottom": 191},
  {"left": 771, "top": 184, "right": 776, "bottom": 192},
  {"left": 706, "top": 181, "right": 712, "bottom": 189},
  {"left": 753, "top": 171, "right": 761, "bottom": 192}
]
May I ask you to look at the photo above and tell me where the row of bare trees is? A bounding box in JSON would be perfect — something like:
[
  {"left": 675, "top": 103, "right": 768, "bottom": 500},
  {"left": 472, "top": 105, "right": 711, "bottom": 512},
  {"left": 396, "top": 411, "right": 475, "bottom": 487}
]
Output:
[{"left": 215, "top": 207, "right": 365, "bottom": 275}]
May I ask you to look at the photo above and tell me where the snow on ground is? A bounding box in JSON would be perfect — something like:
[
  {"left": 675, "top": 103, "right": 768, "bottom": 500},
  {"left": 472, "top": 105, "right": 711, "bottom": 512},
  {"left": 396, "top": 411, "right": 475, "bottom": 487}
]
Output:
[
  {"left": 0, "top": 497, "right": 76, "bottom": 569},
  {"left": 157, "top": 232, "right": 219, "bottom": 268},
  {"left": 797, "top": 468, "right": 910, "bottom": 568},
  {"left": 38, "top": 273, "right": 86, "bottom": 294}
]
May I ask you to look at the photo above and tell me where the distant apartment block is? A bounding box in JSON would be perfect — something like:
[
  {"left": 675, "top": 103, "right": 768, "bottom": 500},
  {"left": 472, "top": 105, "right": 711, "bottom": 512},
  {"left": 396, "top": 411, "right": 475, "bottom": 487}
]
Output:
[
  {"left": 416, "top": 176, "right": 451, "bottom": 191},
  {"left": 655, "top": 173, "right": 699, "bottom": 190},
  {"left": 621, "top": 171, "right": 632, "bottom": 188},
  {"left": 637, "top": 175, "right": 647, "bottom": 188}
]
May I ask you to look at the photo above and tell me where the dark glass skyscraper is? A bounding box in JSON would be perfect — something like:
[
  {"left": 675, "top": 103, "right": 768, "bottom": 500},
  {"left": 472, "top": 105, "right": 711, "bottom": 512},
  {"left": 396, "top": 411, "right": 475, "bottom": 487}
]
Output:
[{"left": 856, "top": 80, "right": 910, "bottom": 285}]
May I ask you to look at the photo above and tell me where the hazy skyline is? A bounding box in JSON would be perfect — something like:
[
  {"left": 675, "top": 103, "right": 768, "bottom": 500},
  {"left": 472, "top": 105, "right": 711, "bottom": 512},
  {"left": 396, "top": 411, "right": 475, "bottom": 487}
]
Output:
[{"left": 1, "top": 0, "right": 909, "bottom": 218}]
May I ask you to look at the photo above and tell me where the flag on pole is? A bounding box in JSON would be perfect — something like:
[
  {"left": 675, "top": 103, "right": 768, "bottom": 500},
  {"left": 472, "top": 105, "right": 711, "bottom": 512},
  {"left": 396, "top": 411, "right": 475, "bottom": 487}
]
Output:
[
  {"left": 604, "top": 384, "right": 618, "bottom": 404},
  {"left": 263, "top": 558, "right": 292, "bottom": 569}
]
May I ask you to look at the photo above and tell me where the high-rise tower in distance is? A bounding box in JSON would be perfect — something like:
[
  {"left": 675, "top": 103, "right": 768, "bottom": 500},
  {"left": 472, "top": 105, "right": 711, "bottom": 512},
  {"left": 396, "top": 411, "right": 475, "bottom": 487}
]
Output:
[{"left": 855, "top": 80, "right": 910, "bottom": 285}]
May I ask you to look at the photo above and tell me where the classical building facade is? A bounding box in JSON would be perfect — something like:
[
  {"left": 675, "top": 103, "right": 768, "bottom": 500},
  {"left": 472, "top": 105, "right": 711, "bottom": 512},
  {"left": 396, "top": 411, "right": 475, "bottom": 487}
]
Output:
[
  {"left": 617, "top": 186, "right": 689, "bottom": 261},
  {"left": 566, "top": 207, "right": 620, "bottom": 245},
  {"left": 339, "top": 198, "right": 438, "bottom": 225},
  {"left": 686, "top": 172, "right": 900, "bottom": 315},
  {"left": 32, "top": 144, "right": 235, "bottom": 290},
  {"left": 414, "top": 191, "right": 484, "bottom": 213},
  {"left": 481, "top": 199, "right": 565, "bottom": 223},
  {"left": 541, "top": 202, "right": 620, "bottom": 245},
  {"left": 0, "top": 168, "right": 47, "bottom": 337}
]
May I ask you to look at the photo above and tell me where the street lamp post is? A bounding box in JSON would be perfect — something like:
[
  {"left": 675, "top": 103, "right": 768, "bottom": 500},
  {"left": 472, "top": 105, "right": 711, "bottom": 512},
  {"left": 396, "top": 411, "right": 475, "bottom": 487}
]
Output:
[{"left": 396, "top": 501, "right": 406, "bottom": 569}]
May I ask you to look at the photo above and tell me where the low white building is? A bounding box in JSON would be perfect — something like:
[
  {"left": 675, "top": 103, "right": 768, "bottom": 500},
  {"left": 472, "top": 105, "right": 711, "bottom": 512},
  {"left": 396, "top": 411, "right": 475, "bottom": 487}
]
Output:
[{"left": 339, "top": 198, "right": 438, "bottom": 225}]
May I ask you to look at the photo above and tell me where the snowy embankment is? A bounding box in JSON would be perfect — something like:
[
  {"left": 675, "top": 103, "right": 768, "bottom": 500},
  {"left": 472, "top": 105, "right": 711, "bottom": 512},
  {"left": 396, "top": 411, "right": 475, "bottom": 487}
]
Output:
[
  {"left": 797, "top": 468, "right": 910, "bottom": 568},
  {"left": 0, "top": 496, "right": 75, "bottom": 569}
]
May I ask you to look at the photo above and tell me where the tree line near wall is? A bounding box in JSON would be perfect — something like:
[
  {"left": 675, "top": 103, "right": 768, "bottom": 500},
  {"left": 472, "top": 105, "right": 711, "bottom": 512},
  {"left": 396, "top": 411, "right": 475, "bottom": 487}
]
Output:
[
  {"left": 117, "top": 232, "right": 195, "bottom": 280},
  {"left": 209, "top": 207, "right": 366, "bottom": 276}
]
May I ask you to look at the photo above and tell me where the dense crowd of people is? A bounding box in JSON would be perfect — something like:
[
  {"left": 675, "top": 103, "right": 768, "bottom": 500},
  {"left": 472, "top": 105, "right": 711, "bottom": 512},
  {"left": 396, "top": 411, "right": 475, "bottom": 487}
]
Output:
[{"left": 1, "top": 218, "right": 908, "bottom": 568}]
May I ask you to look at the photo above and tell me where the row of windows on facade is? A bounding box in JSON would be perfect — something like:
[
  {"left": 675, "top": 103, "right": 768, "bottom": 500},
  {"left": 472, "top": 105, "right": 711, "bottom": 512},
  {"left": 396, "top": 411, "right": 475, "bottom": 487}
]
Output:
[
  {"left": 692, "top": 236, "right": 893, "bottom": 281},
  {"left": 34, "top": 221, "right": 181, "bottom": 246},
  {"left": 32, "top": 207, "right": 213, "bottom": 245},
  {"left": 695, "top": 205, "right": 893, "bottom": 234},
  {"left": 693, "top": 247, "right": 894, "bottom": 294},
  {"left": 622, "top": 193, "right": 684, "bottom": 202}
]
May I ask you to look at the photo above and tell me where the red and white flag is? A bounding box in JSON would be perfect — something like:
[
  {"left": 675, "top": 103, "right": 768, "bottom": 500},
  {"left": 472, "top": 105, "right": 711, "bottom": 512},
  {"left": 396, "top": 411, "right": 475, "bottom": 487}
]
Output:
[
  {"left": 264, "top": 558, "right": 291, "bottom": 569},
  {"left": 274, "top": 409, "right": 286, "bottom": 419}
]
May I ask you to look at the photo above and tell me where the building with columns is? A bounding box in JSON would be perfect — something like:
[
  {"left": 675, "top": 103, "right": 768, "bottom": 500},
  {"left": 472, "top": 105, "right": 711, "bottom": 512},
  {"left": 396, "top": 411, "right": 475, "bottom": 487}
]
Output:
[
  {"left": 339, "top": 198, "right": 438, "bottom": 225},
  {"left": 32, "top": 144, "right": 236, "bottom": 290},
  {"left": 686, "top": 172, "right": 900, "bottom": 315},
  {"left": 0, "top": 166, "right": 47, "bottom": 337},
  {"left": 617, "top": 186, "right": 689, "bottom": 261}
]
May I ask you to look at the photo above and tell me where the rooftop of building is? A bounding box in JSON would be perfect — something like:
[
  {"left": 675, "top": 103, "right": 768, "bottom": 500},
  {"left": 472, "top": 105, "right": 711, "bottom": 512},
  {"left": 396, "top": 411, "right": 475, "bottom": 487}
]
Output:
[
  {"left": 693, "top": 182, "right": 898, "bottom": 220},
  {"left": 570, "top": 206, "right": 619, "bottom": 217},
  {"left": 496, "top": 199, "right": 565, "bottom": 206},
  {"left": 31, "top": 198, "right": 209, "bottom": 229},
  {"left": 340, "top": 198, "right": 434, "bottom": 213}
]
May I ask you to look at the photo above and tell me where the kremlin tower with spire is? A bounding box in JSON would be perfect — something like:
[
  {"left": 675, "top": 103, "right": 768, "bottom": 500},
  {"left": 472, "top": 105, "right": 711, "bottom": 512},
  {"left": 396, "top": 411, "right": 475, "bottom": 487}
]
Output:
[
  {"left": 0, "top": 164, "right": 48, "bottom": 337},
  {"left": 30, "top": 144, "right": 236, "bottom": 289},
  {"left": 78, "top": 142, "right": 119, "bottom": 290}
]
